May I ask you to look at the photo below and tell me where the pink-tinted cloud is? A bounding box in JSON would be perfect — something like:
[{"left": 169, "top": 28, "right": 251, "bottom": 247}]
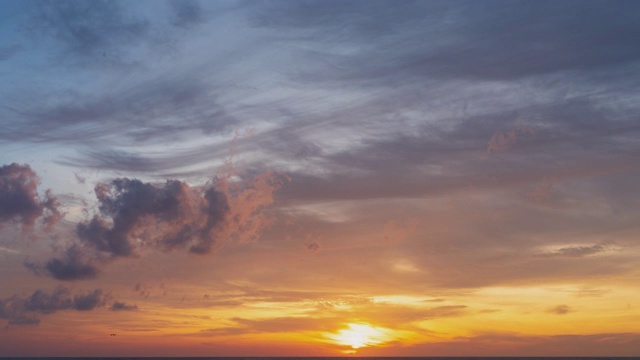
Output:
[
  {"left": 0, "top": 163, "right": 61, "bottom": 229},
  {"left": 26, "top": 164, "right": 285, "bottom": 280}
]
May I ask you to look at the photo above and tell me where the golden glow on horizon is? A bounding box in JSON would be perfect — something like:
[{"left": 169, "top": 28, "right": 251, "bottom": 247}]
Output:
[{"left": 327, "top": 323, "right": 393, "bottom": 349}]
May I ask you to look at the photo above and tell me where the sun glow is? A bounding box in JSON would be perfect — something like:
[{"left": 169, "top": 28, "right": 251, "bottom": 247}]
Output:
[{"left": 328, "top": 323, "right": 393, "bottom": 349}]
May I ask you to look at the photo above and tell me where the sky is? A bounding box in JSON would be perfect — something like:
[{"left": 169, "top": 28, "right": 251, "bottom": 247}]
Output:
[{"left": 1, "top": 0, "right": 640, "bottom": 356}]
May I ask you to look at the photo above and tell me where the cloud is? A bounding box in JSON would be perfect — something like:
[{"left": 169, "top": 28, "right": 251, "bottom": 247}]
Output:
[
  {"left": 23, "top": 287, "right": 73, "bottom": 313},
  {"left": 170, "top": 0, "right": 204, "bottom": 28},
  {"left": 75, "top": 177, "right": 229, "bottom": 256},
  {"left": 306, "top": 242, "right": 320, "bottom": 253},
  {"left": 199, "top": 301, "right": 468, "bottom": 338},
  {"left": 228, "top": 316, "right": 326, "bottom": 334},
  {"left": 363, "top": 332, "right": 640, "bottom": 357},
  {"left": 27, "top": 166, "right": 284, "bottom": 280},
  {"left": 3, "top": 75, "right": 235, "bottom": 147},
  {"left": 0, "top": 163, "right": 61, "bottom": 229},
  {"left": 0, "top": 246, "right": 20, "bottom": 255},
  {"left": 111, "top": 301, "right": 138, "bottom": 311},
  {"left": 548, "top": 304, "right": 572, "bottom": 315},
  {"left": 0, "top": 287, "right": 108, "bottom": 326},
  {"left": 73, "top": 289, "right": 107, "bottom": 311},
  {"left": 8, "top": 316, "right": 40, "bottom": 326},
  {"left": 252, "top": 1, "right": 640, "bottom": 82},
  {"left": 25, "top": 244, "right": 101, "bottom": 281},
  {"left": 28, "top": 0, "right": 149, "bottom": 66},
  {"left": 539, "top": 244, "right": 607, "bottom": 258}
]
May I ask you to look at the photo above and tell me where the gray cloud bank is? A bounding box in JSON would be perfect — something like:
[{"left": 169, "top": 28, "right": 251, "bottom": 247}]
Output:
[{"left": 0, "top": 286, "right": 109, "bottom": 326}]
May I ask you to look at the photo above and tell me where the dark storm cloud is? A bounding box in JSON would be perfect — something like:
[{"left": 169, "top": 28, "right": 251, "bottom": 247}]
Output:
[
  {"left": 0, "top": 287, "right": 108, "bottom": 326},
  {"left": 252, "top": 0, "right": 640, "bottom": 82},
  {"left": 0, "top": 163, "right": 61, "bottom": 228}
]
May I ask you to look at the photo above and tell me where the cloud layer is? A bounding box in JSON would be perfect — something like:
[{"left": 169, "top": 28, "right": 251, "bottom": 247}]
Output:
[{"left": 0, "top": 287, "right": 108, "bottom": 326}]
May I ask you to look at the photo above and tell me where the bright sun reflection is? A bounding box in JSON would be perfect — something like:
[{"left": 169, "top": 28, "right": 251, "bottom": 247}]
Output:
[{"left": 328, "top": 323, "right": 392, "bottom": 349}]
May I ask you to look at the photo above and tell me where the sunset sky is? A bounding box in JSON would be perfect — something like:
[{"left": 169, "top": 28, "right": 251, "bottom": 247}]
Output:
[{"left": 1, "top": 0, "right": 640, "bottom": 356}]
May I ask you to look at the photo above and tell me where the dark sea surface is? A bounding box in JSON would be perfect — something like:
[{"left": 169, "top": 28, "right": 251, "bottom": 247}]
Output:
[{"left": 1, "top": 357, "right": 634, "bottom": 360}]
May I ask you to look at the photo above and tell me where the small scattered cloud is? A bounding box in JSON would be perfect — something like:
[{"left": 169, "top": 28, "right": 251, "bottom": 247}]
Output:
[
  {"left": 111, "top": 301, "right": 138, "bottom": 311},
  {"left": 74, "top": 173, "right": 86, "bottom": 184},
  {"left": 24, "top": 244, "right": 100, "bottom": 281},
  {"left": 306, "top": 242, "right": 320, "bottom": 253},
  {"left": 569, "top": 287, "right": 611, "bottom": 298},
  {"left": 73, "top": 289, "right": 107, "bottom": 311},
  {"left": 479, "top": 309, "right": 501, "bottom": 314},
  {"left": 547, "top": 304, "right": 572, "bottom": 315},
  {"left": 538, "top": 244, "right": 608, "bottom": 258},
  {"left": 303, "top": 233, "right": 321, "bottom": 253}
]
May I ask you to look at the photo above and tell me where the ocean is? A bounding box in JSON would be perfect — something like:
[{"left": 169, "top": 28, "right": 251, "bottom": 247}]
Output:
[{"left": 0, "top": 358, "right": 631, "bottom": 360}]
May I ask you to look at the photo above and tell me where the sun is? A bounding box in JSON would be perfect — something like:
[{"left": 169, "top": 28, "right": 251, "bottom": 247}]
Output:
[{"left": 328, "top": 323, "right": 393, "bottom": 349}]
